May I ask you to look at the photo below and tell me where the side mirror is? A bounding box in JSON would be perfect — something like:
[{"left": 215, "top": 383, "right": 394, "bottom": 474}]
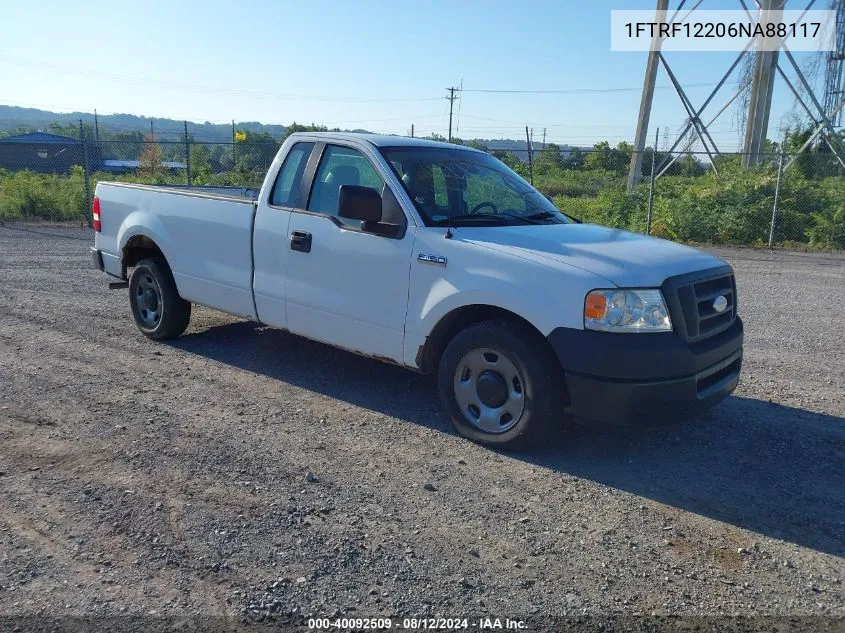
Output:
[{"left": 338, "top": 185, "right": 382, "bottom": 223}]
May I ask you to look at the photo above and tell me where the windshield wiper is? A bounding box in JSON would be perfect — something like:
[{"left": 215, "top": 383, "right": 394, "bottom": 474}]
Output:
[
  {"left": 436, "top": 213, "right": 538, "bottom": 227},
  {"left": 526, "top": 210, "right": 555, "bottom": 220},
  {"left": 526, "top": 209, "right": 578, "bottom": 224}
]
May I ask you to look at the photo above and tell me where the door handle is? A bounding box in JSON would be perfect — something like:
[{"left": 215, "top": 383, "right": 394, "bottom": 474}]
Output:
[{"left": 290, "top": 230, "right": 312, "bottom": 253}]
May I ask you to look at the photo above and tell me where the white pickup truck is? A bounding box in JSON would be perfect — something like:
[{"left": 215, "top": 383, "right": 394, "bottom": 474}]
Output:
[{"left": 92, "top": 133, "right": 743, "bottom": 448}]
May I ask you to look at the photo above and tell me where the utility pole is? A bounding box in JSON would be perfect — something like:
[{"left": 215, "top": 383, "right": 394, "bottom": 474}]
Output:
[
  {"left": 529, "top": 128, "right": 535, "bottom": 168},
  {"left": 411, "top": 124, "right": 414, "bottom": 138},
  {"left": 149, "top": 119, "right": 154, "bottom": 140},
  {"left": 94, "top": 109, "right": 100, "bottom": 143},
  {"left": 525, "top": 126, "right": 534, "bottom": 185},
  {"left": 646, "top": 128, "right": 660, "bottom": 235},
  {"left": 79, "top": 119, "right": 91, "bottom": 223},
  {"left": 184, "top": 120, "right": 192, "bottom": 186},
  {"left": 447, "top": 87, "right": 458, "bottom": 142},
  {"left": 542, "top": 128, "right": 547, "bottom": 150},
  {"left": 627, "top": 0, "right": 668, "bottom": 193},
  {"left": 769, "top": 146, "right": 785, "bottom": 246}
]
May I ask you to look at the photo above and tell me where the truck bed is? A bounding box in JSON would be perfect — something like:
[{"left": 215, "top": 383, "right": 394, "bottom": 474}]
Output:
[
  {"left": 93, "top": 181, "right": 260, "bottom": 320},
  {"left": 98, "top": 182, "right": 260, "bottom": 202}
]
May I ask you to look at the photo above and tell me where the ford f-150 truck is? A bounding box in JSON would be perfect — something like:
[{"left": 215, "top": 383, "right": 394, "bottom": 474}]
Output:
[{"left": 91, "top": 133, "right": 743, "bottom": 448}]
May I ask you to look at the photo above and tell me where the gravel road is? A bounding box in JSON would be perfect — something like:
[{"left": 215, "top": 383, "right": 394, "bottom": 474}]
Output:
[{"left": 0, "top": 224, "right": 843, "bottom": 630}]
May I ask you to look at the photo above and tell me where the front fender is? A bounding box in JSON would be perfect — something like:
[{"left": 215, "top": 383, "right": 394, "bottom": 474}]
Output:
[
  {"left": 416, "top": 283, "right": 560, "bottom": 338},
  {"left": 403, "top": 232, "right": 613, "bottom": 369}
]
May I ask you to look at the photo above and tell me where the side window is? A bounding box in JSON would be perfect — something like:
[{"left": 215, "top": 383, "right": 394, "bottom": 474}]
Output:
[
  {"left": 396, "top": 162, "right": 448, "bottom": 222},
  {"left": 307, "top": 145, "right": 384, "bottom": 225},
  {"left": 270, "top": 142, "right": 314, "bottom": 207}
]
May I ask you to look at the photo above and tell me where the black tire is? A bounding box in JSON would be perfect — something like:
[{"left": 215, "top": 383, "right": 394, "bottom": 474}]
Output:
[
  {"left": 437, "top": 319, "right": 563, "bottom": 450},
  {"left": 128, "top": 257, "right": 191, "bottom": 340}
]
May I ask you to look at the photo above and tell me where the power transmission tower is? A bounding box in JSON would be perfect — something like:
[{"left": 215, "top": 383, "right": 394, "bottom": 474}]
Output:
[
  {"left": 447, "top": 87, "right": 459, "bottom": 142},
  {"left": 628, "top": 0, "right": 845, "bottom": 189},
  {"left": 823, "top": 0, "right": 845, "bottom": 128},
  {"left": 628, "top": 0, "right": 668, "bottom": 193},
  {"left": 742, "top": 0, "right": 784, "bottom": 167}
]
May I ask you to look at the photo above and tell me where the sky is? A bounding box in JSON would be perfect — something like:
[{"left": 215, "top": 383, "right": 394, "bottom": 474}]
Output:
[{"left": 0, "top": 0, "right": 831, "bottom": 149}]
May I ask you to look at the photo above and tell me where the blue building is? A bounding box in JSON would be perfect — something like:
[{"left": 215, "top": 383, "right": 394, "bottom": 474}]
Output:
[{"left": 0, "top": 132, "right": 96, "bottom": 174}]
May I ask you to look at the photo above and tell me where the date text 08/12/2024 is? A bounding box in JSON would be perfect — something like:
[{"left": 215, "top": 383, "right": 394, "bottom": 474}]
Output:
[{"left": 307, "top": 617, "right": 527, "bottom": 630}]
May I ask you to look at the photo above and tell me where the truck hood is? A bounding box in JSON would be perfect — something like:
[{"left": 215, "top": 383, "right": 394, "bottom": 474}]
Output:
[{"left": 457, "top": 223, "right": 726, "bottom": 287}]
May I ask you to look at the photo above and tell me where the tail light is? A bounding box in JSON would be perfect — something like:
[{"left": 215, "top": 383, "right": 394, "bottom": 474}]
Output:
[{"left": 92, "top": 196, "right": 101, "bottom": 232}]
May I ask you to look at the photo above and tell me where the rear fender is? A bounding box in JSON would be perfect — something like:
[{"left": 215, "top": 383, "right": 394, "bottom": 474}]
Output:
[{"left": 117, "top": 211, "right": 174, "bottom": 279}]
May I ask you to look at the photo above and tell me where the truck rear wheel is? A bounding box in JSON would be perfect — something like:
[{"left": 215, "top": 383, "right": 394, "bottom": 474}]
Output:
[
  {"left": 128, "top": 257, "right": 191, "bottom": 340},
  {"left": 437, "top": 319, "right": 561, "bottom": 449}
]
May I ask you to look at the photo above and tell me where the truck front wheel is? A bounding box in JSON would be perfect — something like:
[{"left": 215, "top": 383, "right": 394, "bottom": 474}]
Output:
[
  {"left": 128, "top": 257, "right": 191, "bottom": 340},
  {"left": 437, "top": 320, "right": 561, "bottom": 449}
]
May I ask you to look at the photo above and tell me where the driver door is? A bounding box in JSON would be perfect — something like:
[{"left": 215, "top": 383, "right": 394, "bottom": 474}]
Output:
[{"left": 284, "top": 143, "right": 415, "bottom": 364}]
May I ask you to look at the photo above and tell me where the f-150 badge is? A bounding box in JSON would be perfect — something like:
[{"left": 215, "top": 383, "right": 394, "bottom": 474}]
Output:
[{"left": 418, "top": 254, "right": 447, "bottom": 267}]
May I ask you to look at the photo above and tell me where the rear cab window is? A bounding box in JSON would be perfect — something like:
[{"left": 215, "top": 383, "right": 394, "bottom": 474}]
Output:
[{"left": 270, "top": 142, "right": 314, "bottom": 208}]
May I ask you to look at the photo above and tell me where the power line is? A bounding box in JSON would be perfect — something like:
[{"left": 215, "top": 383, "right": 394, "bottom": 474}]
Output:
[
  {"left": 0, "top": 54, "right": 443, "bottom": 104},
  {"left": 460, "top": 81, "right": 726, "bottom": 95}
]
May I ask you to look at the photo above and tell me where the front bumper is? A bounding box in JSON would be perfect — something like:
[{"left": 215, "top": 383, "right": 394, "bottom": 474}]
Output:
[{"left": 547, "top": 318, "right": 743, "bottom": 424}]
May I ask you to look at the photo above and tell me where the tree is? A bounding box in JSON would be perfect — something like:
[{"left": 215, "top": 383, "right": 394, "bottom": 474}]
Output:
[
  {"left": 562, "top": 147, "right": 585, "bottom": 170},
  {"left": 491, "top": 150, "right": 522, "bottom": 171},
  {"left": 782, "top": 126, "right": 843, "bottom": 179},
  {"left": 48, "top": 122, "right": 93, "bottom": 140},
  {"left": 534, "top": 143, "right": 564, "bottom": 172},
  {"left": 465, "top": 140, "right": 489, "bottom": 151},
  {"left": 109, "top": 130, "right": 145, "bottom": 143},
  {"left": 138, "top": 134, "right": 163, "bottom": 178},
  {"left": 234, "top": 130, "right": 280, "bottom": 174},
  {"left": 807, "top": 204, "right": 845, "bottom": 249},
  {"left": 281, "top": 123, "right": 327, "bottom": 142},
  {"left": 0, "top": 126, "right": 36, "bottom": 138},
  {"left": 582, "top": 141, "right": 631, "bottom": 174}
]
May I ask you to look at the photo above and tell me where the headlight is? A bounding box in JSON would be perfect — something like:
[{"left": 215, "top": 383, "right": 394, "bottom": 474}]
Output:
[{"left": 584, "top": 289, "right": 672, "bottom": 333}]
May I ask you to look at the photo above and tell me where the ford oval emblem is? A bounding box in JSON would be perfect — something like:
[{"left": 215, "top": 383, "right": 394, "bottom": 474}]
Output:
[{"left": 713, "top": 295, "right": 728, "bottom": 313}]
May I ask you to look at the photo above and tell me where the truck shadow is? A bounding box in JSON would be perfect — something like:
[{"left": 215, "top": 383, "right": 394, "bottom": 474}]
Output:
[{"left": 172, "top": 320, "right": 845, "bottom": 559}]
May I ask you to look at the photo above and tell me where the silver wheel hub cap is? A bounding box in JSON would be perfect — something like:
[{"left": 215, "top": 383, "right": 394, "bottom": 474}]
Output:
[
  {"left": 453, "top": 347, "right": 525, "bottom": 433},
  {"left": 135, "top": 274, "right": 162, "bottom": 328}
]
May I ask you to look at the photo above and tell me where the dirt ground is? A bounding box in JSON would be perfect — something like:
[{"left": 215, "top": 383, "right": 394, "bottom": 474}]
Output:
[{"left": 0, "top": 224, "right": 843, "bottom": 631}]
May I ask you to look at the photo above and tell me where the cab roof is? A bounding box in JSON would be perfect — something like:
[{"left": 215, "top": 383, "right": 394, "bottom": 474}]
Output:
[{"left": 286, "top": 132, "right": 484, "bottom": 152}]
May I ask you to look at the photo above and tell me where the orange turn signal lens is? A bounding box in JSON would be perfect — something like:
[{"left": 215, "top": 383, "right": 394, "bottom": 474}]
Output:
[{"left": 584, "top": 292, "right": 608, "bottom": 320}]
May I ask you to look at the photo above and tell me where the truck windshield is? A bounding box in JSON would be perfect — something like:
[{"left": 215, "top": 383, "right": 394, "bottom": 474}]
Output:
[{"left": 379, "top": 146, "right": 573, "bottom": 228}]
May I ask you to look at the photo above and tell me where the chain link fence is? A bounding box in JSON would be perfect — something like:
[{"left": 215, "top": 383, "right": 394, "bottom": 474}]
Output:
[
  {"left": 0, "top": 137, "right": 278, "bottom": 224},
  {"left": 1, "top": 136, "right": 843, "bottom": 250},
  {"left": 501, "top": 146, "right": 845, "bottom": 250}
]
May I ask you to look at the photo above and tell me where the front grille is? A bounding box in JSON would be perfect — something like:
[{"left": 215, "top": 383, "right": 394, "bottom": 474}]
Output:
[{"left": 662, "top": 266, "right": 737, "bottom": 342}]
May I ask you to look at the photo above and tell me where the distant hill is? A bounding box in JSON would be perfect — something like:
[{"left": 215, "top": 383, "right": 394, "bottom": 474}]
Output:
[
  {"left": 0, "top": 105, "right": 286, "bottom": 142},
  {"left": 472, "top": 138, "right": 579, "bottom": 156},
  {"left": 0, "top": 105, "right": 585, "bottom": 155}
]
